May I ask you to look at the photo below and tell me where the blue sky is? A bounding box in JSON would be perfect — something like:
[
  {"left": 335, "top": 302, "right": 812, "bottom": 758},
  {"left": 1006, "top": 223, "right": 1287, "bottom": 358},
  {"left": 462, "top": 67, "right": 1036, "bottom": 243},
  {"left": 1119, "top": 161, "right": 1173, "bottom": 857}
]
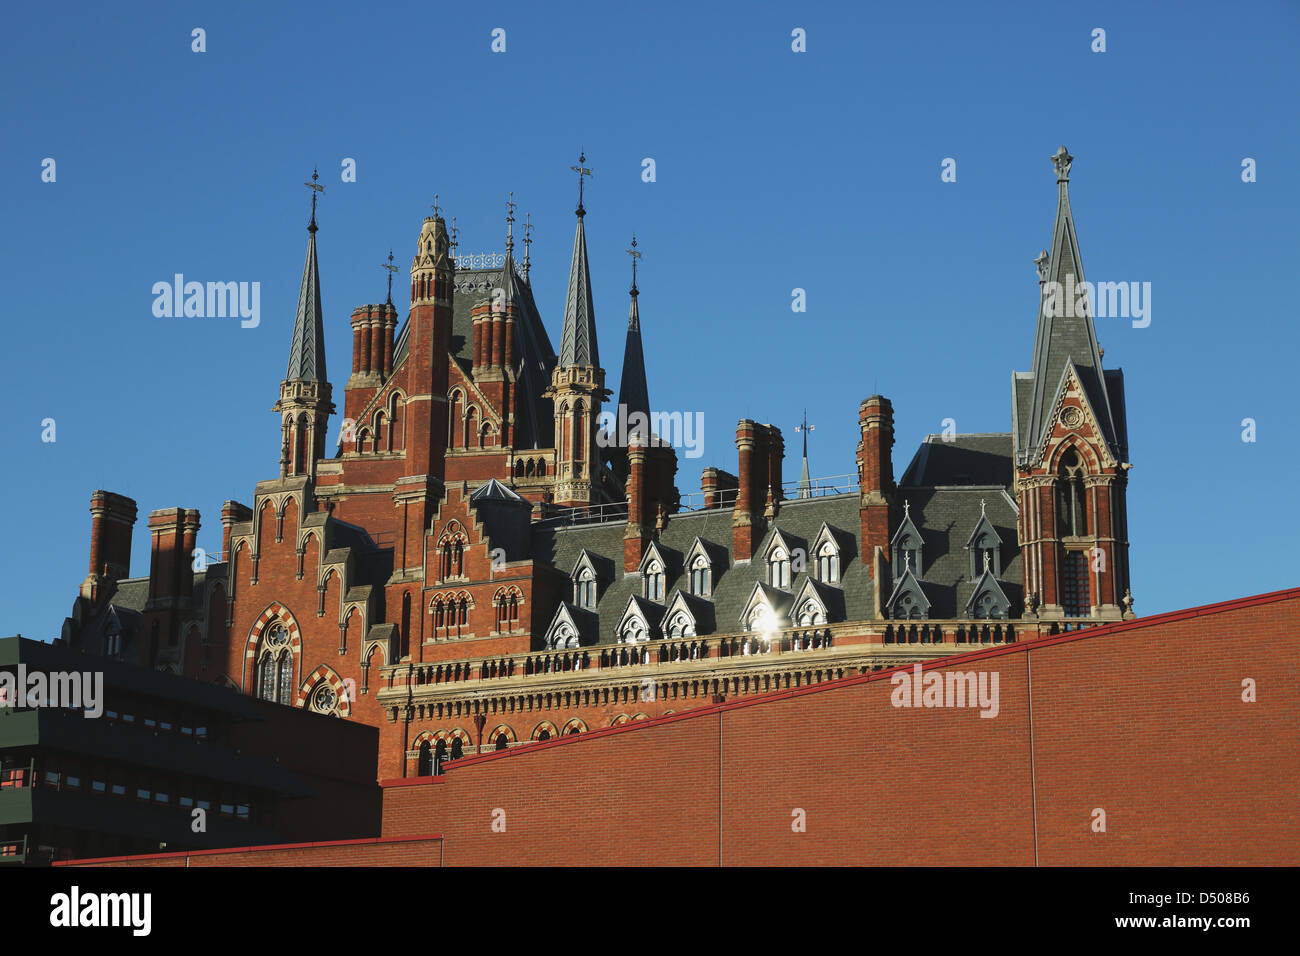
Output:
[{"left": 2, "top": 0, "right": 1297, "bottom": 639}]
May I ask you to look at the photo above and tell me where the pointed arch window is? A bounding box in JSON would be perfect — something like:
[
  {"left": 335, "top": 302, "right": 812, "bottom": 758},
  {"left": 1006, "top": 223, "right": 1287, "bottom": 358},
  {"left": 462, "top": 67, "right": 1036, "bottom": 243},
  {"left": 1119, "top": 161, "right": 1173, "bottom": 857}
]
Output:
[
  {"left": 621, "top": 616, "right": 648, "bottom": 644},
  {"left": 666, "top": 611, "right": 694, "bottom": 640},
  {"left": 1056, "top": 448, "right": 1089, "bottom": 537},
  {"left": 256, "top": 623, "right": 294, "bottom": 705},
  {"left": 448, "top": 391, "right": 461, "bottom": 448},
  {"left": 797, "top": 600, "right": 826, "bottom": 627},
  {"left": 894, "top": 535, "right": 921, "bottom": 578}
]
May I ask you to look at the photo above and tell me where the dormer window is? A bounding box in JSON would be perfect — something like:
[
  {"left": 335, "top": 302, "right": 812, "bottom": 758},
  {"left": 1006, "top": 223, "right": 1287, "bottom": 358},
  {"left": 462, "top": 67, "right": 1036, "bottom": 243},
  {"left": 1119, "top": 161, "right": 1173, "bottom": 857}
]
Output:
[
  {"left": 621, "top": 616, "right": 647, "bottom": 644},
  {"left": 644, "top": 560, "right": 665, "bottom": 602},
  {"left": 689, "top": 554, "right": 711, "bottom": 597},
  {"left": 891, "top": 502, "right": 924, "bottom": 579},
  {"left": 816, "top": 541, "right": 839, "bottom": 584},
  {"left": 575, "top": 567, "right": 597, "bottom": 609},
  {"left": 966, "top": 501, "right": 1004, "bottom": 578},
  {"left": 665, "top": 610, "right": 695, "bottom": 640},
  {"left": 768, "top": 547, "right": 790, "bottom": 589}
]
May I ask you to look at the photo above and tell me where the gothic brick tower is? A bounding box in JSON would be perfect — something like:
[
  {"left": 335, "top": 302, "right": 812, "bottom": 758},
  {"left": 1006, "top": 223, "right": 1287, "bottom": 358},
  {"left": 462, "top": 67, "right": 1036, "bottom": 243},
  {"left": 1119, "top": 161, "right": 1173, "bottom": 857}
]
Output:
[{"left": 1012, "top": 147, "right": 1132, "bottom": 624}]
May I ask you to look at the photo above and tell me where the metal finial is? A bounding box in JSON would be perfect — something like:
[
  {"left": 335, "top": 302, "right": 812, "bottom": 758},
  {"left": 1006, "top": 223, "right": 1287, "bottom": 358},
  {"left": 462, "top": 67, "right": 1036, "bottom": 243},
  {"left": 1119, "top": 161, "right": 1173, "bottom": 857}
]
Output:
[
  {"left": 626, "top": 234, "right": 641, "bottom": 294},
  {"left": 570, "top": 151, "right": 592, "bottom": 217},
  {"left": 449, "top": 217, "right": 458, "bottom": 257},
  {"left": 304, "top": 167, "right": 324, "bottom": 233},
  {"left": 505, "top": 191, "right": 516, "bottom": 254},
  {"left": 382, "top": 249, "right": 398, "bottom": 305},
  {"left": 522, "top": 213, "right": 532, "bottom": 281},
  {"left": 432, "top": 193, "right": 442, "bottom": 219},
  {"left": 980, "top": 498, "right": 987, "bottom": 517},
  {"left": 983, "top": 550, "right": 992, "bottom": 574},
  {"left": 903, "top": 499, "right": 911, "bottom": 520}
]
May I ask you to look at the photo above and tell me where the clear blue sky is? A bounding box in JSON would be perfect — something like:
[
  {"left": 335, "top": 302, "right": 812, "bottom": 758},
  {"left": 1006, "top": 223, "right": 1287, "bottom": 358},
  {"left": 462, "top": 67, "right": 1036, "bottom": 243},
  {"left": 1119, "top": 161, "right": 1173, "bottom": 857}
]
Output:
[{"left": 2, "top": 0, "right": 1296, "bottom": 639}]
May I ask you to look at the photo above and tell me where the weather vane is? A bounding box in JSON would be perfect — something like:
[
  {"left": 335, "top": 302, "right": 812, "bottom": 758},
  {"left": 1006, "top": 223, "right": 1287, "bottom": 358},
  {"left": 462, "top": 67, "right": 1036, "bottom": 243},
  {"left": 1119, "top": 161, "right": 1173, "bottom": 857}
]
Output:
[
  {"left": 570, "top": 151, "right": 592, "bottom": 215},
  {"left": 626, "top": 234, "right": 641, "bottom": 292},
  {"left": 431, "top": 193, "right": 442, "bottom": 219},
  {"left": 381, "top": 250, "right": 398, "bottom": 305},
  {"left": 304, "top": 167, "right": 324, "bottom": 231},
  {"left": 795, "top": 410, "right": 815, "bottom": 464}
]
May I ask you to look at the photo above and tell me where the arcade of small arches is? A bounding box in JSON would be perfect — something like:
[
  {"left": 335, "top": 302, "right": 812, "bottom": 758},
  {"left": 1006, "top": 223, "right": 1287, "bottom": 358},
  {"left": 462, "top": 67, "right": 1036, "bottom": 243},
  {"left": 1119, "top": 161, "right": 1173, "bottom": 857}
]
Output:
[
  {"left": 350, "top": 392, "right": 406, "bottom": 455},
  {"left": 511, "top": 456, "right": 550, "bottom": 480},
  {"left": 447, "top": 390, "right": 500, "bottom": 450},
  {"left": 428, "top": 591, "right": 473, "bottom": 640}
]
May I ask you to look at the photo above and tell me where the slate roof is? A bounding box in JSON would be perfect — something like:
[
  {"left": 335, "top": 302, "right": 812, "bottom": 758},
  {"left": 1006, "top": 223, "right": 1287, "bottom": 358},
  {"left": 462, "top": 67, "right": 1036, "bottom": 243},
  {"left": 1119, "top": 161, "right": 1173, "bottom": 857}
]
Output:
[
  {"left": 285, "top": 226, "right": 327, "bottom": 382},
  {"left": 899, "top": 434, "right": 1015, "bottom": 488},
  {"left": 529, "top": 494, "right": 874, "bottom": 646}
]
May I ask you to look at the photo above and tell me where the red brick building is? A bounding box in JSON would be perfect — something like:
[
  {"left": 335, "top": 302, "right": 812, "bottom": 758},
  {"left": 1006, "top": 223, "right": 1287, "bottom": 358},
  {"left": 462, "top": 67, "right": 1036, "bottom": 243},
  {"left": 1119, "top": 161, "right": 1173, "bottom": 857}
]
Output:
[{"left": 62, "top": 148, "right": 1137, "bottom": 782}]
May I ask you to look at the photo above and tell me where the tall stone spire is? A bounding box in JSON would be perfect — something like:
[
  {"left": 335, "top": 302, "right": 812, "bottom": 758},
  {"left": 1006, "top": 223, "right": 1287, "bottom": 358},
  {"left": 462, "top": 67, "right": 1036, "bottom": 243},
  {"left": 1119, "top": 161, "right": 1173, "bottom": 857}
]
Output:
[
  {"left": 286, "top": 169, "right": 327, "bottom": 383},
  {"left": 546, "top": 153, "right": 609, "bottom": 506},
  {"left": 1019, "top": 146, "right": 1118, "bottom": 465},
  {"left": 618, "top": 236, "right": 650, "bottom": 421},
  {"left": 795, "top": 411, "right": 814, "bottom": 498},
  {"left": 274, "top": 169, "right": 334, "bottom": 479},
  {"left": 558, "top": 152, "right": 598, "bottom": 369}
]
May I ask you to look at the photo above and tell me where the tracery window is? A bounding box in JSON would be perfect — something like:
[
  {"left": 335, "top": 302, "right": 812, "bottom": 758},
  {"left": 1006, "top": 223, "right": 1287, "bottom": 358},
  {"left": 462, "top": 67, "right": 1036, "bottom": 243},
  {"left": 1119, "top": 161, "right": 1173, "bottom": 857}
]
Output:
[
  {"left": 256, "top": 623, "right": 295, "bottom": 705},
  {"left": 1056, "top": 448, "right": 1089, "bottom": 537},
  {"left": 689, "top": 554, "right": 711, "bottom": 597},
  {"left": 768, "top": 547, "right": 790, "bottom": 589},
  {"left": 644, "top": 561, "right": 665, "bottom": 602}
]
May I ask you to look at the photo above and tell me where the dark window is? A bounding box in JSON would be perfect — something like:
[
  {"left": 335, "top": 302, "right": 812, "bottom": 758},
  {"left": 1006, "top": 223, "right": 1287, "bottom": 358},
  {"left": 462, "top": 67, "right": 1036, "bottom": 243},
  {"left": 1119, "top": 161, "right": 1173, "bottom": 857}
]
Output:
[
  {"left": 417, "top": 741, "right": 432, "bottom": 776},
  {"left": 1062, "top": 550, "right": 1090, "bottom": 617},
  {"left": 495, "top": 733, "right": 508, "bottom": 751}
]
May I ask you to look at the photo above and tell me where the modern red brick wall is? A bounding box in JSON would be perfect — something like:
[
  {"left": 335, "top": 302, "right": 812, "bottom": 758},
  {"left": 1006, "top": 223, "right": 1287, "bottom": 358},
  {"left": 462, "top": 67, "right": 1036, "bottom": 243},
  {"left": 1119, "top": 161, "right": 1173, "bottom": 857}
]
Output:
[
  {"left": 66, "top": 588, "right": 1300, "bottom": 866},
  {"left": 381, "top": 588, "right": 1300, "bottom": 866},
  {"left": 59, "top": 835, "right": 443, "bottom": 868}
]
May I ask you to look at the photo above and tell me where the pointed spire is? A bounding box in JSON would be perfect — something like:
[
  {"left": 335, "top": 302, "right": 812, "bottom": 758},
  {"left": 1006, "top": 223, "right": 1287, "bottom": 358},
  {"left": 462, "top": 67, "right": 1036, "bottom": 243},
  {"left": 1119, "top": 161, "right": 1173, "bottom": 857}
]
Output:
[
  {"left": 618, "top": 235, "right": 649, "bottom": 420},
  {"left": 795, "top": 411, "right": 815, "bottom": 498},
  {"left": 505, "top": 192, "right": 516, "bottom": 255},
  {"left": 558, "top": 153, "right": 598, "bottom": 368},
  {"left": 1021, "top": 146, "right": 1118, "bottom": 464},
  {"left": 286, "top": 171, "right": 326, "bottom": 382}
]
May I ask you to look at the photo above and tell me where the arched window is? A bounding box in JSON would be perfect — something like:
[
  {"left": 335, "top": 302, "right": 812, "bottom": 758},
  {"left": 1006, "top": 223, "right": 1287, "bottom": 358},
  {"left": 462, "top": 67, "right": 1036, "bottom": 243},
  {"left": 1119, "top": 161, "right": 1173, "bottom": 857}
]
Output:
[
  {"left": 576, "top": 567, "right": 597, "bottom": 608},
  {"left": 515, "top": 459, "right": 525, "bottom": 478},
  {"left": 310, "top": 682, "right": 338, "bottom": 715},
  {"left": 537, "top": 729, "right": 551, "bottom": 742},
  {"left": 448, "top": 391, "right": 461, "bottom": 448},
  {"left": 797, "top": 600, "right": 825, "bottom": 627},
  {"left": 434, "top": 739, "right": 447, "bottom": 773},
  {"left": 536, "top": 459, "right": 546, "bottom": 477},
  {"left": 644, "top": 561, "right": 665, "bottom": 602},
  {"left": 464, "top": 407, "right": 478, "bottom": 449},
  {"left": 457, "top": 598, "right": 468, "bottom": 637},
  {"left": 256, "top": 622, "right": 294, "bottom": 704},
  {"left": 1056, "top": 448, "right": 1088, "bottom": 537},
  {"left": 495, "top": 733, "right": 508, "bottom": 751},
  {"left": 816, "top": 541, "right": 839, "bottom": 584},
  {"left": 417, "top": 741, "right": 432, "bottom": 776},
  {"left": 450, "top": 737, "right": 464, "bottom": 760},
  {"left": 690, "top": 554, "right": 710, "bottom": 596},
  {"left": 666, "top": 611, "right": 694, "bottom": 640},
  {"left": 452, "top": 539, "right": 463, "bottom": 577},
  {"left": 525, "top": 459, "right": 535, "bottom": 478},
  {"left": 622, "top": 617, "right": 647, "bottom": 644},
  {"left": 769, "top": 548, "right": 790, "bottom": 589}
]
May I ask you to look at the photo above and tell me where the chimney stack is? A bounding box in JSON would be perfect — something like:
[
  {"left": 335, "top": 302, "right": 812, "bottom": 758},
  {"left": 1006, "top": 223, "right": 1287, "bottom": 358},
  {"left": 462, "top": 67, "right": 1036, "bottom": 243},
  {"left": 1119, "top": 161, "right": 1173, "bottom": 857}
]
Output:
[
  {"left": 732, "top": 420, "right": 783, "bottom": 561},
  {"left": 81, "top": 491, "right": 138, "bottom": 602},
  {"left": 624, "top": 438, "right": 651, "bottom": 572},
  {"left": 857, "top": 396, "right": 895, "bottom": 579},
  {"left": 221, "top": 501, "right": 252, "bottom": 558},
  {"left": 148, "top": 507, "right": 200, "bottom": 606}
]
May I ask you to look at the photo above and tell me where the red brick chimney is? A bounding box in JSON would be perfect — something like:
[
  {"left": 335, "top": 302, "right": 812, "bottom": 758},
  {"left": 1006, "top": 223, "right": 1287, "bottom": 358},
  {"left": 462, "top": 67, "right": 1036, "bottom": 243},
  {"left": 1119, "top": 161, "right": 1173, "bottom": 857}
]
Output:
[
  {"left": 148, "top": 507, "right": 200, "bottom": 606},
  {"left": 624, "top": 438, "right": 651, "bottom": 572},
  {"left": 702, "top": 467, "right": 738, "bottom": 510},
  {"left": 857, "top": 396, "right": 895, "bottom": 579},
  {"left": 221, "top": 500, "right": 252, "bottom": 558},
  {"left": 733, "top": 421, "right": 783, "bottom": 560},
  {"left": 81, "top": 491, "right": 138, "bottom": 602}
]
